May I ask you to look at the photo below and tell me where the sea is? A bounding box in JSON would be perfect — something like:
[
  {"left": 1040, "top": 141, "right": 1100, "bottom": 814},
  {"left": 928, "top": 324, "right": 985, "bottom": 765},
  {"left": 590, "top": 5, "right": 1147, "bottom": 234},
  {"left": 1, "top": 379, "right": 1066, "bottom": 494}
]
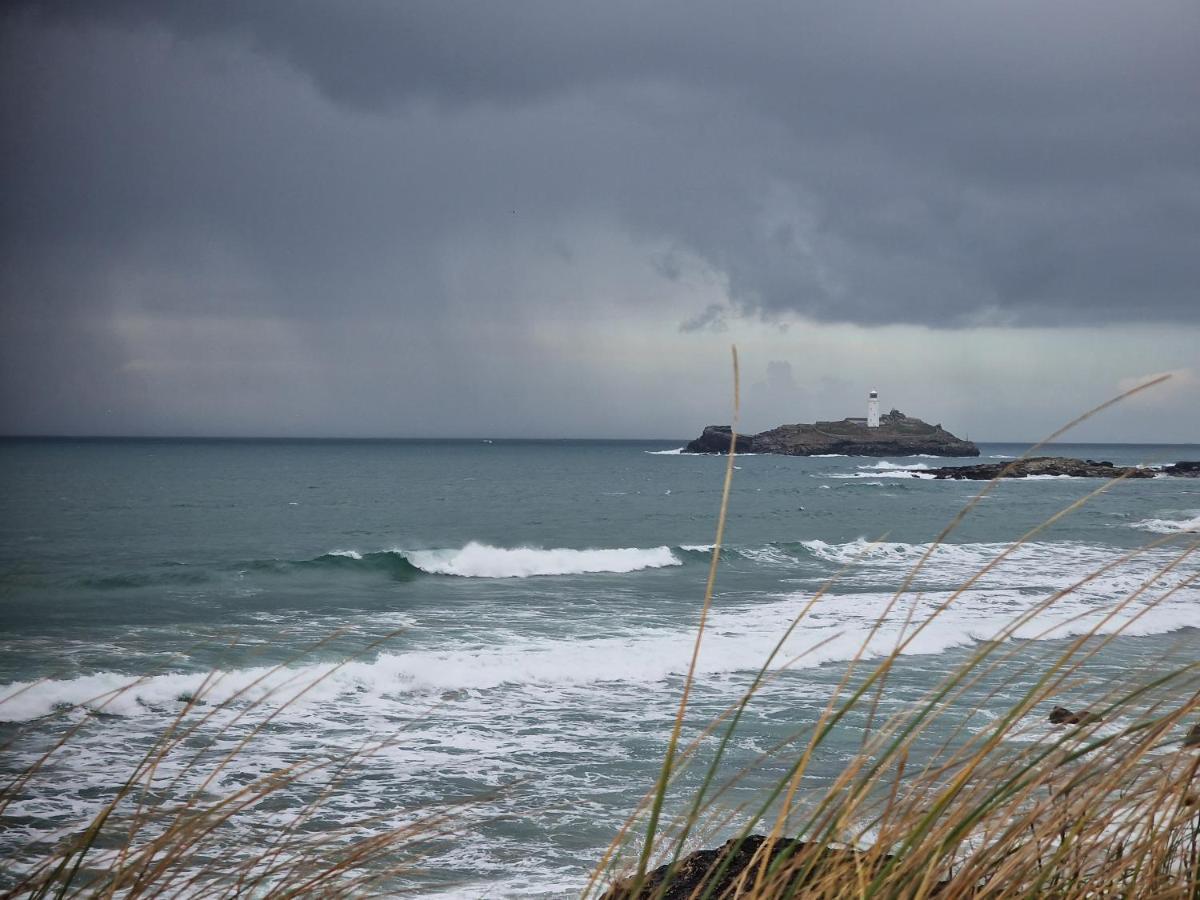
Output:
[{"left": 1, "top": 437, "right": 1198, "bottom": 896}]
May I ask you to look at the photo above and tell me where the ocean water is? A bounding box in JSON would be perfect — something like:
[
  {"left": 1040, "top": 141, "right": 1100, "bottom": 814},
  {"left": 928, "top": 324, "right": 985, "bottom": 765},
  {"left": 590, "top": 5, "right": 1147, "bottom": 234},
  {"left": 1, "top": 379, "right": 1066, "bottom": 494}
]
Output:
[{"left": 1, "top": 437, "right": 1198, "bottom": 896}]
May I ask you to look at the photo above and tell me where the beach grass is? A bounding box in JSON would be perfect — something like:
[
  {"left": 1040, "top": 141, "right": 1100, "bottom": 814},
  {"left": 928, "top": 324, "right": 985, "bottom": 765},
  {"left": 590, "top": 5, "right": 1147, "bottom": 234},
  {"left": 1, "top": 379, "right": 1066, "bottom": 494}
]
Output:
[{"left": 592, "top": 362, "right": 1200, "bottom": 898}]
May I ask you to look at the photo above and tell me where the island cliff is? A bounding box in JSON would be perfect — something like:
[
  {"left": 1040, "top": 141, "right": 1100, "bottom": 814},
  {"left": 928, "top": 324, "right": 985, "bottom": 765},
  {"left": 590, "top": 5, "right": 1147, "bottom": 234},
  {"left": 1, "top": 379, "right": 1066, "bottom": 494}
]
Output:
[{"left": 683, "top": 409, "right": 979, "bottom": 457}]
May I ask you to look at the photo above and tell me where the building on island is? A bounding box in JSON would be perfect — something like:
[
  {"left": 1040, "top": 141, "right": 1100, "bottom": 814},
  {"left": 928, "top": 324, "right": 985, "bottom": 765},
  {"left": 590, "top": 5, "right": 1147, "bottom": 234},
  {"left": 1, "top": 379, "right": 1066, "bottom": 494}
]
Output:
[{"left": 683, "top": 387, "right": 979, "bottom": 456}]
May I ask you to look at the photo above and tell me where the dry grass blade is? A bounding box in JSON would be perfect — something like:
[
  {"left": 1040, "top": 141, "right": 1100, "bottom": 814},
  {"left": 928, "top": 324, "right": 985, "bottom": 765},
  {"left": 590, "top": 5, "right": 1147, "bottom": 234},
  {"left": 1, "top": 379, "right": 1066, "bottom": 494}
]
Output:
[
  {"left": 605, "top": 371, "right": 1200, "bottom": 900},
  {"left": 630, "top": 346, "right": 741, "bottom": 892}
]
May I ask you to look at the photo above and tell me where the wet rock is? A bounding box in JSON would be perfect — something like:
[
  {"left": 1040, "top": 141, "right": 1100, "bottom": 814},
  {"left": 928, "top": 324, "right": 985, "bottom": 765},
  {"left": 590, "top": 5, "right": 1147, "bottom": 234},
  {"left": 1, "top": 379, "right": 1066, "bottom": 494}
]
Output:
[
  {"left": 1048, "top": 706, "right": 1101, "bottom": 726},
  {"left": 920, "top": 457, "right": 1158, "bottom": 480},
  {"left": 1183, "top": 723, "right": 1200, "bottom": 748},
  {"left": 1049, "top": 706, "right": 1076, "bottom": 725},
  {"left": 1162, "top": 461, "right": 1200, "bottom": 478}
]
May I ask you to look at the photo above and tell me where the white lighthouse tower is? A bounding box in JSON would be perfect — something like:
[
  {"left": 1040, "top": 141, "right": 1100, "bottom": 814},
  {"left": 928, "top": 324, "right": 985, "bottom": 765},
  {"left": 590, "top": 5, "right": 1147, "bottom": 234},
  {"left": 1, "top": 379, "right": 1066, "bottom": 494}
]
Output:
[{"left": 867, "top": 390, "right": 880, "bottom": 428}]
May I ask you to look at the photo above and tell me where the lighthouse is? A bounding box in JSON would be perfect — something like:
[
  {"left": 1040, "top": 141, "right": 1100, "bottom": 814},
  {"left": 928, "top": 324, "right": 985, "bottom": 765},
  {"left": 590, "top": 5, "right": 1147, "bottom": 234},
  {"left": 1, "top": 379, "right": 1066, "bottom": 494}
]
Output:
[{"left": 867, "top": 390, "right": 880, "bottom": 428}]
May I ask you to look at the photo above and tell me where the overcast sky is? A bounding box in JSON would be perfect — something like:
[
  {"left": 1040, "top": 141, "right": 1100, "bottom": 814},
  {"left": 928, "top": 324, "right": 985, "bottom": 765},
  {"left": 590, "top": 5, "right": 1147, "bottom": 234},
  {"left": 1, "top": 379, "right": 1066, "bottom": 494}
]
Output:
[{"left": 2, "top": 1, "right": 1197, "bottom": 441}]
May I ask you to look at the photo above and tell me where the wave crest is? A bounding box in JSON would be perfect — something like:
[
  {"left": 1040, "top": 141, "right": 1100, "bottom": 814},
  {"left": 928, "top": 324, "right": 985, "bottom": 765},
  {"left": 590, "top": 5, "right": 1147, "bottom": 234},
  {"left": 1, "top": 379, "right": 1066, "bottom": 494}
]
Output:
[
  {"left": 1130, "top": 514, "right": 1200, "bottom": 534},
  {"left": 402, "top": 542, "right": 680, "bottom": 578}
]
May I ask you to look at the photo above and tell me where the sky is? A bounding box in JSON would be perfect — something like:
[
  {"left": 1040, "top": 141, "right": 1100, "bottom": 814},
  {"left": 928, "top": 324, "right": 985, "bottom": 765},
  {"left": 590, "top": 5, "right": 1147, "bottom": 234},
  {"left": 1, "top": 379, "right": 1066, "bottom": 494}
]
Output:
[{"left": 1, "top": 1, "right": 1197, "bottom": 442}]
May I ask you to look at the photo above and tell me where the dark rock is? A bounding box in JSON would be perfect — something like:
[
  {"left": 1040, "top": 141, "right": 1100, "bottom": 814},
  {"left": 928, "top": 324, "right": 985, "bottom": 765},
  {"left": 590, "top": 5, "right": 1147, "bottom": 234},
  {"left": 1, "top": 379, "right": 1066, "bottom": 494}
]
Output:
[
  {"left": 1183, "top": 723, "right": 1200, "bottom": 748},
  {"left": 917, "top": 457, "right": 1200, "bottom": 480},
  {"left": 602, "top": 835, "right": 917, "bottom": 900},
  {"left": 1162, "top": 461, "right": 1200, "bottom": 478},
  {"left": 682, "top": 413, "right": 978, "bottom": 457},
  {"left": 918, "top": 457, "right": 1159, "bottom": 481},
  {"left": 683, "top": 425, "right": 753, "bottom": 454},
  {"left": 1048, "top": 706, "right": 1101, "bottom": 726},
  {"left": 1049, "top": 706, "right": 1076, "bottom": 725}
]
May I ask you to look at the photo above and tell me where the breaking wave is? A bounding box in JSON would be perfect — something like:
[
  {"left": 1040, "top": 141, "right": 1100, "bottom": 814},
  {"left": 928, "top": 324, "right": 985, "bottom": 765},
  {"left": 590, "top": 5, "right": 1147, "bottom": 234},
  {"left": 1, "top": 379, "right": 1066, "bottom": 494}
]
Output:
[
  {"left": 1130, "top": 513, "right": 1200, "bottom": 534},
  {"left": 6, "top": 573, "right": 1198, "bottom": 724},
  {"left": 402, "top": 543, "right": 680, "bottom": 578},
  {"left": 254, "top": 543, "right": 684, "bottom": 580}
]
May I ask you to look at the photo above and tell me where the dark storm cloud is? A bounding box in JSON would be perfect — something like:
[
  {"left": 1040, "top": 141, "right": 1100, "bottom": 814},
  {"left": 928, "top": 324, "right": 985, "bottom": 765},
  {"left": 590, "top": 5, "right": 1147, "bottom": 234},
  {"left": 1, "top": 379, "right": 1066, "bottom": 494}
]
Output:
[
  {"left": 1, "top": 2, "right": 1198, "bottom": 435},
  {"left": 7, "top": 0, "right": 1199, "bottom": 329}
]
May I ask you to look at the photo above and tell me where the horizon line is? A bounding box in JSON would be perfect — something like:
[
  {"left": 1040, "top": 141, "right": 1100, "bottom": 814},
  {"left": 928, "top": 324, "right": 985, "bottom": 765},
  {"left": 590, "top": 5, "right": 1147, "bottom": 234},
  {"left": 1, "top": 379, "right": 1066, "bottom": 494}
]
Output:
[{"left": 2, "top": 434, "right": 1198, "bottom": 447}]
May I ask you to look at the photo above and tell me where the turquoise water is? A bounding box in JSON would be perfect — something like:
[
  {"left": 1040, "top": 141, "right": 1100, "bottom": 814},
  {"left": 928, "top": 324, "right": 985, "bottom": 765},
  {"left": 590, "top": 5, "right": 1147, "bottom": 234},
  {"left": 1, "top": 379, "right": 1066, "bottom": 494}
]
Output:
[{"left": 1, "top": 438, "right": 1198, "bottom": 895}]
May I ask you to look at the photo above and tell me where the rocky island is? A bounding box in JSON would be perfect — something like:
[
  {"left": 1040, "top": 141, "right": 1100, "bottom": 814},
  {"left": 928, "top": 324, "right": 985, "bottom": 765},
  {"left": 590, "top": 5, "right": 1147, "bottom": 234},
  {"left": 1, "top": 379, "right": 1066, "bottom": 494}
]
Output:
[{"left": 684, "top": 408, "right": 979, "bottom": 457}]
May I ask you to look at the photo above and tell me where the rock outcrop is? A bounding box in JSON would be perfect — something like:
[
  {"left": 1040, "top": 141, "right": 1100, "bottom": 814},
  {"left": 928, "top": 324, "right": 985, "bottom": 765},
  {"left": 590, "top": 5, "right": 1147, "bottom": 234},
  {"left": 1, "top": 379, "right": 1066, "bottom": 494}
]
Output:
[
  {"left": 683, "top": 425, "right": 754, "bottom": 454},
  {"left": 683, "top": 410, "right": 978, "bottom": 457},
  {"left": 1162, "top": 461, "right": 1200, "bottom": 478},
  {"left": 918, "top": 457, "right": 1160, "bottom": 480}
]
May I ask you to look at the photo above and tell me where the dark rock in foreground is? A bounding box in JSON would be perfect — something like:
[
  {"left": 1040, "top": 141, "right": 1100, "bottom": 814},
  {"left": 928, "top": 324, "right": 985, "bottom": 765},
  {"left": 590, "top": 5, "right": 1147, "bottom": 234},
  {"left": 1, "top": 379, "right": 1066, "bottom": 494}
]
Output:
[
  {"left": 683, "top": 409, "right": 978, "bottom": 457},
  {"left": 1183, "top": 723, "right": 1200, "bottom": 748},
  {"left": 1048, "top": 706, "right": 1075, "bottom": 725},
  {"left": 603, "top": 835, "right": 912, "bottom": 899},
  {"left": 1048, "top": 706, "right": 1102, "bottom": 726},
  {"left": 919, "top": 457, "right": 1161, "bottom": 480}
]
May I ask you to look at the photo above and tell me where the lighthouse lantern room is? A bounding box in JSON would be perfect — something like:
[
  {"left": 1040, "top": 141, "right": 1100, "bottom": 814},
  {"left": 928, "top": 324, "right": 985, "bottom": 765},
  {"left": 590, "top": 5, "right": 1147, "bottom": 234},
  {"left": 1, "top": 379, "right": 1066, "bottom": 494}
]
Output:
[{"left": 867, "top": 390, "right": 880, "bottom": 428}]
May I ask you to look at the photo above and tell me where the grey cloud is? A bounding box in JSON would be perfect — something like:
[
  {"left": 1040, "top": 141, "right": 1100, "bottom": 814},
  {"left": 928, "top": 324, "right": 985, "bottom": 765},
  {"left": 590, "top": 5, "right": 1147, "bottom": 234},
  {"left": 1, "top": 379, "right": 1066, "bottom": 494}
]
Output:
[
  {"left": 1, "top": 2, "right": 1198, "bottom": 436},
  {"left": 679, "top": 304, "right": 729, "bottom": 334},
  {"left": 5, "top": 1, "right": 1199, "bottom": 329}
]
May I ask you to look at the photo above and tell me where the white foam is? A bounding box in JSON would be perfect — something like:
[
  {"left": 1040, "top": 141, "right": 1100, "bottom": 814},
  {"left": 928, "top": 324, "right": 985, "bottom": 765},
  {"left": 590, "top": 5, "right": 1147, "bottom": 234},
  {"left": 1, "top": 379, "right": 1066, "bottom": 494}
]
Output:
[
  {"left": 857, "top": 461, "right": 931, "bottom": 471},
  {"left": 738, "top": 546, "right": 795, "bottom": 566},
  {"left": 401, "top": 542, "right": 681, "bottom": 578},
  {"left": 327, "top": 549, "right": 363, "bottom": 559},
  {"left": 6, "top": 531, "right": 1198, "bottom": 892},
  {"left": 802, "top": 537, "right": 1088, "bottom": 585},
  {"left": 680, "top": 543, "right": 716, "bottom": 552},
  {"left": 326, "top": 578, "right": 1199, "bottom": 693},
  {"left": 989, "top": 454, "right": 1016, "bottom": 459},
  {"left": 1130, "top": 513, "right": 1200, "bottom": 534},
  {"left": 645, "top": 447, "right": 684, "bottom": 455},
  {"left": 0, "top": 598, "right": 980, "bottom": 721},
  {"left": 0, "top": 662, "right": 337, "bottom": 723},
  {"left": 388, "top": 541, "right": 1200, "bottom": 694},
  {"left": 5, "top": 563, "right": 1198, "bottom": 725},
  {"left": 17, "top": 538, "right": 1178, "bottom": 726}
]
